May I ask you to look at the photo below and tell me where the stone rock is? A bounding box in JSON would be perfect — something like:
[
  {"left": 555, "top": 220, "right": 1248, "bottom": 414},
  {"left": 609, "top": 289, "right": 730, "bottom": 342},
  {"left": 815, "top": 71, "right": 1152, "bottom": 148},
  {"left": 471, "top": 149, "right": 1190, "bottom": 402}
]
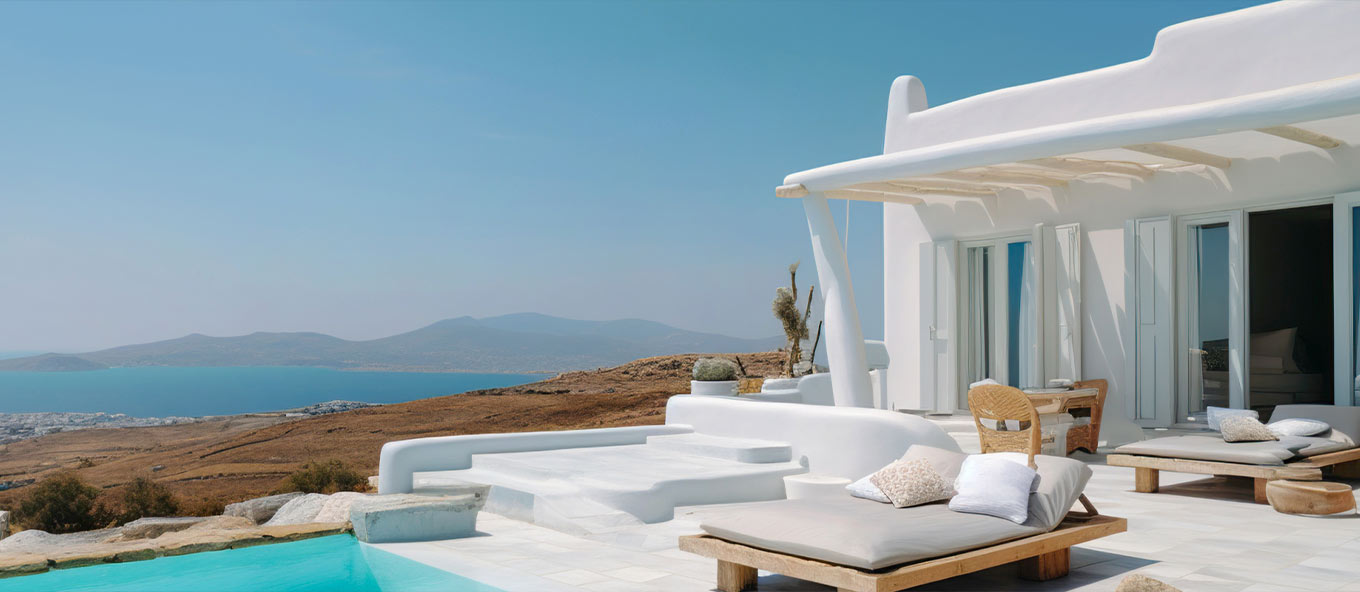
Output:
[
  {"left": 0, "top": 528, "right": 119, "bottom": 553},
  {"left": 0, "top": 552, "right": 47, "bottom": 578},
  {"left": 185, "top": 515, "right": 256, "bottom": 531},
  {"left": 0, "top": 511, "right": 9, "bottom": 540},
  {"left": 223, "top": 492, "right": 304, "bottom": 524},
  {"left": 1116, "top": 574, "right": 1183, "bottom": 592},
  {"left": 349, "top": 489, "right": 488, "bottom": 544},
  {"left": 313, "top": 491, "right": 366, "bottom": 523},
  {"left": 112, "top": 516, "right": 207, "bottom": 541},
  {"left": 263, "top": 493, "right": 330, "bottom": 526}
]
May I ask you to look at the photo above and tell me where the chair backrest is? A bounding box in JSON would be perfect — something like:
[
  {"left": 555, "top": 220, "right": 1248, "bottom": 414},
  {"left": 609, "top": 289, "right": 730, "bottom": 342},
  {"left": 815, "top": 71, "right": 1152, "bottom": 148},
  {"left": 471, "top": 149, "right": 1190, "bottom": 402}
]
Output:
[
  {"left": 967, "top": 384, "right": 1041, "bottom": 468},
  {"left": 1073, "top": 378, "right": 1108, "bottom": 425}
]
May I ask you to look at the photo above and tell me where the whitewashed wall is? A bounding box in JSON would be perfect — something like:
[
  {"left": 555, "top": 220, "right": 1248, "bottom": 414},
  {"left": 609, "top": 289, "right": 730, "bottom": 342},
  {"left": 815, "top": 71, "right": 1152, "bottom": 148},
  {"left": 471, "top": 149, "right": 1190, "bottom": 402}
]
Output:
[{"left": 880, "top": 1, "right": 1360, "bottom": 414}]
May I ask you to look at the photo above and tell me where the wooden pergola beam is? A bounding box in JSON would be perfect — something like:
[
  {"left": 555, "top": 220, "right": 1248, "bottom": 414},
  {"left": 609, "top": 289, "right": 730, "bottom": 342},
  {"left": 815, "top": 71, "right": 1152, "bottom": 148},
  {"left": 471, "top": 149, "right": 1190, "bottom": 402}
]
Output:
[
  {"left": 1122, "top": 143, "right": 1232, "bottom": 169},
  {"left": 1256, "top": 125, "right": 1344, "bottom": 150},
  {"left": 822, "top": 189, "right": 925, "bottom": 205},
  {"left": 848, "top": 181, "right": 997, "bottom": 197},
  {"left": 774, "top": 183, "right": 810, "bottom": 198},
  {"left": 930, "top": 167, "right": 1071, "bottom": 188},
  {"left": 1020, "top": 157, "right": 1155, "bottom": 179}
]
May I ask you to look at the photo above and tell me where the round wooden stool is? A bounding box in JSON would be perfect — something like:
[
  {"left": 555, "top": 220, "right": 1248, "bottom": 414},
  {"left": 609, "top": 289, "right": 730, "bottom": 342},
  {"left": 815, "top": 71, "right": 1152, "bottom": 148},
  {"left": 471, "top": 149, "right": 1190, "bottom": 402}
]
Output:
[{"left": 1265, "top": 480, "right": 1357, "bottom": 515}]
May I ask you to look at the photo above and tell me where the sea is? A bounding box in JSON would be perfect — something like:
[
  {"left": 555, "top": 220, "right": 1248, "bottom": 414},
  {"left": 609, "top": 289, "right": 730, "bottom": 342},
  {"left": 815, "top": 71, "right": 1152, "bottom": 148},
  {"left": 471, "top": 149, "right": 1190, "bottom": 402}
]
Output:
[{"left": 0, "top": 366, "right": 541, "bottom": 417}]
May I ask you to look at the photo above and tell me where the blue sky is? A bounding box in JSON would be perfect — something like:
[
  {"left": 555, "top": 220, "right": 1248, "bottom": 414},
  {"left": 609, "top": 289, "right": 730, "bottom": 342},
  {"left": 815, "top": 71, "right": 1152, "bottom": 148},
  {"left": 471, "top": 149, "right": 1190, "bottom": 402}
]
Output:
[{"left": 0, "top": 0, "right": 1265, "bottom": 352}]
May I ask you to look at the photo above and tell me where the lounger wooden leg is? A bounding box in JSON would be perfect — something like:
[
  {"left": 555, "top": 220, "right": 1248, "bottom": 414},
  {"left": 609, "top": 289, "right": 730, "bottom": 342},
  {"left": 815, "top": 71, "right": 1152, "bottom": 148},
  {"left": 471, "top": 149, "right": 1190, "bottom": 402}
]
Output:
[
  {"left": 717, "top": 559, "right": 757, "bottom": 592},
  {"left": 1254, "top": 478, "right": 1269, "bottom": 504},
  {"left": 1135, "top": 468, "right": 1159, "bottom": 493},
  {"left": 1332, "top": 460, "right": 1360, "bottom": 479},
  {"left": 1019, "top": 547, "right": 1070, "bottom": 581}
]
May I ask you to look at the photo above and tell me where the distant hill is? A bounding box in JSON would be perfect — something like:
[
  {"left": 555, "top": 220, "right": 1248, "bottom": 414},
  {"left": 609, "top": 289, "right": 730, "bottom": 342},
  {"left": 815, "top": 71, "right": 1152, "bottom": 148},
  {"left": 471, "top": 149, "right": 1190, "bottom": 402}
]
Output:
[{"left": 0, "top": 313, "right": 783, "bottom": 373}]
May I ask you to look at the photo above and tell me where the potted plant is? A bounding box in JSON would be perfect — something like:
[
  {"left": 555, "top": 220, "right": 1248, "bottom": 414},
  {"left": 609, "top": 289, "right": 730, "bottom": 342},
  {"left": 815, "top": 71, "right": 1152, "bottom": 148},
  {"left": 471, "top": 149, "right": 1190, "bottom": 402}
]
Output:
[
  {"left": 772, "top": 262, "right": 822, "bottom": 380},
  {"left": 691, "top": 357, "right": 740, "bottom": 396}
]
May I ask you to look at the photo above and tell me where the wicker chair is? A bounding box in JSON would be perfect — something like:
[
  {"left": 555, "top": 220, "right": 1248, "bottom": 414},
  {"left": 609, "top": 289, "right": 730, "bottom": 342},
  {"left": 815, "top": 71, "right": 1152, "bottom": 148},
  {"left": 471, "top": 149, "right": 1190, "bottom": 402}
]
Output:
[
  {"left": 1065, "top": 379, "right": 1108, "bottom": 454},
  {"left": 968, "top": 383, "right": 1101, "bottom": 519},
  {"left": 967, "top": 384, "right": 1044, "bottom": 468}
]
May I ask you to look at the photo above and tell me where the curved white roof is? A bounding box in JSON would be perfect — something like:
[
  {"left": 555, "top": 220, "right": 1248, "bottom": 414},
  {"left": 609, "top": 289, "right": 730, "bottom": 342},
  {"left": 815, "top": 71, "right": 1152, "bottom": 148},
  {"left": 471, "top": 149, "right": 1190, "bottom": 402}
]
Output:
[{"left": 780, "top": 1, "right": 1360, "bottom": 204}]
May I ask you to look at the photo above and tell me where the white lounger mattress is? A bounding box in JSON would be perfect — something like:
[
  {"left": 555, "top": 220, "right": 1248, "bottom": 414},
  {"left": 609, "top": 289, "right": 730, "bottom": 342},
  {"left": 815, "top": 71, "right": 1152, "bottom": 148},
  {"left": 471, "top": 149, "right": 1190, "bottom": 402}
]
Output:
[
  {"left": 699, "top": 455, "right": 1092, "bottom": 570},
  {"left": 1114, "top": 404, "right": 1360, "bottom": 466}
]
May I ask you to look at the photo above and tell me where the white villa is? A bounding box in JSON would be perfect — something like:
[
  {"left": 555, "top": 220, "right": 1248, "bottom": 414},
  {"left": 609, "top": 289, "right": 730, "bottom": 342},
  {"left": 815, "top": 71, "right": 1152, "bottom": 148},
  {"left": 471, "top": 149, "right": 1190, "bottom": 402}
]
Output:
[
  {"left": 365, "top": 2, "right": 1360, "bottom": 591},
  {"left": 780, "top": 0, "right": 1360, "bottom": 430}
]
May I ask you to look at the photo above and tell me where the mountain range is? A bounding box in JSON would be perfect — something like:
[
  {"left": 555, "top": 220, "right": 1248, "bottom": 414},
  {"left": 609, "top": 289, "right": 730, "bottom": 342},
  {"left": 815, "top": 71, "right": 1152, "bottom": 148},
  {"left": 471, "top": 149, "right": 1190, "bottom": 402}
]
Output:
[{"left": 0, "top": 313, "right": 784, "bottom": 373}]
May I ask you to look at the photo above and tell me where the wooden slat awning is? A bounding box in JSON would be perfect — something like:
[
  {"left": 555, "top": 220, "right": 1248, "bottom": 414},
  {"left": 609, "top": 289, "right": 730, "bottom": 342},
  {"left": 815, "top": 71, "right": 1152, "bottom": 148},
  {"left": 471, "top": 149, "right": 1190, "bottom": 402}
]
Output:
[{"left": 779, "top": 75, "right": 1360, "bottom": 203}]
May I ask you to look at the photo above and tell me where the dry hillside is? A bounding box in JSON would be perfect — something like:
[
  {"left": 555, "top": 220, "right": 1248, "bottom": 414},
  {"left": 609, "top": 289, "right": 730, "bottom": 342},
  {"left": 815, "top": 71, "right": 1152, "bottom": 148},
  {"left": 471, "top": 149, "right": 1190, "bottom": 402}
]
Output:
[{"left": 0, "top": 352, "right": 783, "bottom": 515}]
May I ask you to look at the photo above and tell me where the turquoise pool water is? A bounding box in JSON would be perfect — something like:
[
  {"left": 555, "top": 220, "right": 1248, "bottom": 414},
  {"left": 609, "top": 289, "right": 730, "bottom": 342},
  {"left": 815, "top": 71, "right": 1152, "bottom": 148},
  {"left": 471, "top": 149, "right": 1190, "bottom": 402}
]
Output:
[{"left": 0, "top": 535, "right": 503, "bottom": 592}]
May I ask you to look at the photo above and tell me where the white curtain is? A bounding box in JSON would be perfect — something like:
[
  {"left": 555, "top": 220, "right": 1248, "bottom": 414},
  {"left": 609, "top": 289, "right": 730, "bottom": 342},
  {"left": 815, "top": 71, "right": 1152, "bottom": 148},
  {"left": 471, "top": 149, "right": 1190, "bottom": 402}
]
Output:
[{"left": 1018, "top": 242, "right": 1037, "bottom": 388}]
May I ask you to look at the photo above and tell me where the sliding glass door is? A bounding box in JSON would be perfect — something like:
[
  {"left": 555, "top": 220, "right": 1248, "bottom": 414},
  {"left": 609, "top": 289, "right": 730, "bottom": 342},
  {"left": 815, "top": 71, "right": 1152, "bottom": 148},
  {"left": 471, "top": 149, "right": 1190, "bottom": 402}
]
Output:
[
  {"left": 1177, "top": 212, "right": 1244, "bottom": 423},
  {"left": 958, "top": 236, "right": 1039, "bottom": 407}
]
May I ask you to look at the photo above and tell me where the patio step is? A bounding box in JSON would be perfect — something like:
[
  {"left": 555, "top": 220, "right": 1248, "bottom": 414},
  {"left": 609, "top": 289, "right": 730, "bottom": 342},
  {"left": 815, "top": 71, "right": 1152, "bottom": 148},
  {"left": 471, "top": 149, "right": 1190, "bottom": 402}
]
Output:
[{"left": 644, "top": 433, "right": 793, "bottom": 463}]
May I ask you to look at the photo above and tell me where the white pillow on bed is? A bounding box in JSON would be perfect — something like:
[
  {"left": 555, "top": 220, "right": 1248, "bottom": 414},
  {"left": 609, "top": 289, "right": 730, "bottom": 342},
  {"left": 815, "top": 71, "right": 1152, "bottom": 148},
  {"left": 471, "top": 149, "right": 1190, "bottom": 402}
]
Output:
[
  {"left": 948, "top": 455, "right": 1037, "bottom": 524},
  {"left": 1207, "top": 406, "right": 1258, "bottom": 431},
  {"left": 1251, "top": 328, "right": 1300, "bottom": 373},
  {"left": 1268, "top": 418, "right": 1330, "bottom": 438},
  {"left": 845, "top": 474, "right": 891, "bottom": 503}
]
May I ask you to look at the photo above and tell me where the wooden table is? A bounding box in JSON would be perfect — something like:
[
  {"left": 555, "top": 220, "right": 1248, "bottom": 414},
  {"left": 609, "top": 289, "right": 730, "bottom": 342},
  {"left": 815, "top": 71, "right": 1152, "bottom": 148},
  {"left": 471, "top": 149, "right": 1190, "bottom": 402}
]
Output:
[
  {"left": 1023, "top": 387, "right": 1099, "bottom": 415},
  {"left": 1023, "top": 387, "right": 1101, "bottom": 454}
]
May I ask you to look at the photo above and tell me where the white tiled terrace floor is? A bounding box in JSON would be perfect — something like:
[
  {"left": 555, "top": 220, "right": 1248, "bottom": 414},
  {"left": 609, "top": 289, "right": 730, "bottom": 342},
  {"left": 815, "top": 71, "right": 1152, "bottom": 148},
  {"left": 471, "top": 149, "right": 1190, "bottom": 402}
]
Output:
[{"left": 374, "top": 416, "right": 1360, "bottom": 592}]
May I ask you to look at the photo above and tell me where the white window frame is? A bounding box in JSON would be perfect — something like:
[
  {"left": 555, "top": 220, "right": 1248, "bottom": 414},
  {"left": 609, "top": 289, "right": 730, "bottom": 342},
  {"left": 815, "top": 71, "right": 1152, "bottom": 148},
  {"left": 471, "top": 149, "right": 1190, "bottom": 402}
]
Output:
[{"left": 1334, "top": 192, "right": 1360, "bottom": 406}]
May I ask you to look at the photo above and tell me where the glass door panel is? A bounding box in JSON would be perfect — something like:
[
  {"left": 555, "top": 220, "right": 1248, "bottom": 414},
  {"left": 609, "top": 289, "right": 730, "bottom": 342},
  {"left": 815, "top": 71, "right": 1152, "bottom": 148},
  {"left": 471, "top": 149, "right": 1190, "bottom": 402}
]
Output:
[
  {"left": 961, "top": 245, "right": 993, "bottom": 402},
  {"left": 1006, "top": 240, "right": 1037, "bottom": 388},
  {"left": 1181, "top": 221, "right": 1233, "bottom": 422}
]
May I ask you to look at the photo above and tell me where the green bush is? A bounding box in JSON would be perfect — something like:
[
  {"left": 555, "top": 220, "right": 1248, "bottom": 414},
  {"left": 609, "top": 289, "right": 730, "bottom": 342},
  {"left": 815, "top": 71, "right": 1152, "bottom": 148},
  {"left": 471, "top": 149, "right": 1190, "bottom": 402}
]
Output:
[
  {"left": 117, "top": 477, "right": 180, "bottom": 524},
  {"left": 692, "top": 357, "right": 739, "bottom": 381},
  {"left": 285, "top": 460, "right": 366, "bottom": 494},
  {"left": 17, "top": 474, "right": 111, "bottom": 533}
]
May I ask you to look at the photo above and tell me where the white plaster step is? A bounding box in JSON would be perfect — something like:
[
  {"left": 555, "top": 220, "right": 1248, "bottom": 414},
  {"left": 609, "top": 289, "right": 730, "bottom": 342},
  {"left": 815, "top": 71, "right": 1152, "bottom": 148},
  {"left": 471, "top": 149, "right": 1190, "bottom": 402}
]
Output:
[{"left": 644, "top": 433, "right": 793, "bottom": 463}]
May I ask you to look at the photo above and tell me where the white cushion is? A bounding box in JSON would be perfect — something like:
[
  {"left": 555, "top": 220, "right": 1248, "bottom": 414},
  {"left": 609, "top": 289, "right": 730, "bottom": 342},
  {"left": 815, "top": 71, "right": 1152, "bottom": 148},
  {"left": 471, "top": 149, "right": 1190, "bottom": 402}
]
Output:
[
  {"left": 846, "top": 474, "right": 891, "bottom": 503},
  {"left": 1250, "top": 355, "right": 1285, "bottom": 375},
  {"left": 969, "top": 378, "right": 1000, "bottom": 390},
  {"left": 1268, "top": 418, "right": 1330, "bottom": 438},
  {"left": 1207, "top": 406, "right": 1259, "bottom": 431},
  {"left": 948, "top": 455, "right": 1037, "bottom": 524},
  {"left": 1251, "top": 328, "right": 1300, "bottom": 373}
]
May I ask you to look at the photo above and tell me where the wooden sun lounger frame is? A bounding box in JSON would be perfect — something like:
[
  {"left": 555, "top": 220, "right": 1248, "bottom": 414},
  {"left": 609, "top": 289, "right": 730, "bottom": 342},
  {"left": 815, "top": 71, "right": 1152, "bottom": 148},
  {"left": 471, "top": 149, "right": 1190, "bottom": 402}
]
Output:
[
  {"left": 679, "top": 514, "right": 1127, "bottom": 592},
  {"left": 1108, "top": 447, "right": 1360, "bottom": 503}
]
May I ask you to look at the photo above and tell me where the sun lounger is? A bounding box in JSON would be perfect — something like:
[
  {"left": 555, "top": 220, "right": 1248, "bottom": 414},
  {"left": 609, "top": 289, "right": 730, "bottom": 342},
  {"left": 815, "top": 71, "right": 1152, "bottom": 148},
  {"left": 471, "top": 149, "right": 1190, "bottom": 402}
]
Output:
[
  {"left": 1108, "top": 405, "right": 1360, "bottom": 503},
  {"left": 681, "top": 454, "right": 1126, "bottom": 591}
]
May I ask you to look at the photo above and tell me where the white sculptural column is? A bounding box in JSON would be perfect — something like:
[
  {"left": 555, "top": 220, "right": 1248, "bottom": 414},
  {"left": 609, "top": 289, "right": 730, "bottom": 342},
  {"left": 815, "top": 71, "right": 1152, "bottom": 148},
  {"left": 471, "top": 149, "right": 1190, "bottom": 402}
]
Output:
[{"left": 802, "top": 191, "right": 874, "bottom": 407}]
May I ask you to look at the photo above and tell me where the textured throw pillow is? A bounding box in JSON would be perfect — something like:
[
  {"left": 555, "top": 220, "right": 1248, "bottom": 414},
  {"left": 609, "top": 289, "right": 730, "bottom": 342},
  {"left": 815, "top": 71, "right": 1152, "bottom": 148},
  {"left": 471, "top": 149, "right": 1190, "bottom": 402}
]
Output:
[
  {"left": 948, "top": 455, "right": 1038, "bottom": 524},
  {"left": 1268, "top": 418, "right": 1330, "bottom": 438},
  {"left": 1207, "top": 406, "right": 1259, "bottom": 431},
  {"left": 1220, "top": 415, "right": 1278, "bottom": 442},
  {"left": 899, "top": 445, "right": 968, "bottom": 484},
  {"left": 870, "top": 459, "right": 954, "bottom": 508},
  {"left": 845, "top": 474, "right": 892, "bottom": 504}
]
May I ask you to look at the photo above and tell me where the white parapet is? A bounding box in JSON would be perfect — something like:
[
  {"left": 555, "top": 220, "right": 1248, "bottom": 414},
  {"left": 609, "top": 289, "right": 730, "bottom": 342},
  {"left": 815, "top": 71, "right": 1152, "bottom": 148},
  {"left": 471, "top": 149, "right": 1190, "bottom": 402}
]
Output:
[{"left": 377, "top": 424, "right": 693, "bottom": 494}]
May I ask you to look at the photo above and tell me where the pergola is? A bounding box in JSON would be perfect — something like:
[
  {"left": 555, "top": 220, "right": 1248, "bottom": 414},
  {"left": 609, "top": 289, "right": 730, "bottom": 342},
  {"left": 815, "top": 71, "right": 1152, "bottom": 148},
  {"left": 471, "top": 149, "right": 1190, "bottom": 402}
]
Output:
[{"left": 781, "top": 73, "right": 1360, "bottom": 408}]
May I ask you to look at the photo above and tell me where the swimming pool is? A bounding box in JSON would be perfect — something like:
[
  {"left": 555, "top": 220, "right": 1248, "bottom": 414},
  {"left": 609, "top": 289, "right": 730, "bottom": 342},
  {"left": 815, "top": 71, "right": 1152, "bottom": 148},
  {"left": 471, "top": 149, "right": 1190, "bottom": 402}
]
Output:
[{"left": 0, "top": 535, "right": 503, "bottom": 592}]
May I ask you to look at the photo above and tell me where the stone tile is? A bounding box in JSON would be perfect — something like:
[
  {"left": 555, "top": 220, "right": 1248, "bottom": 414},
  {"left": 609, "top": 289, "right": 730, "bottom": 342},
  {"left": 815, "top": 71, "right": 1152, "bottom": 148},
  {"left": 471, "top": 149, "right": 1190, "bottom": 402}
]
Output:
[
  {"left": 603, "top": 566, "right": 670, "bottom": 583},
  {"left": 544, "top": 568, "right": 610, "bottom": 586}
]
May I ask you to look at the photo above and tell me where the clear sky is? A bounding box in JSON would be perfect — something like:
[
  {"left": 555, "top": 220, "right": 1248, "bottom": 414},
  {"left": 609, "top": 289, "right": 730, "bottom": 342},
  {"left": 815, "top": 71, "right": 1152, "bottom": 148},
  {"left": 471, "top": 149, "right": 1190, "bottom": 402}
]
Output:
[{"left": 1, "top": 0, "right": 1266, "bottom": 352}]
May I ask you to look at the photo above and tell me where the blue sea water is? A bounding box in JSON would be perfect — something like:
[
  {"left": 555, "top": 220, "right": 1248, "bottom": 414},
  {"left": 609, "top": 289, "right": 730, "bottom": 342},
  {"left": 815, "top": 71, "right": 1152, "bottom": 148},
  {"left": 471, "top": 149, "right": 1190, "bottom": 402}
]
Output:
[
  {"left": 0, "top": 534, "right": 504, "bottom": 592},
  {"left": 0, "top": 366, "right": 540, "bottom": 416}
]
